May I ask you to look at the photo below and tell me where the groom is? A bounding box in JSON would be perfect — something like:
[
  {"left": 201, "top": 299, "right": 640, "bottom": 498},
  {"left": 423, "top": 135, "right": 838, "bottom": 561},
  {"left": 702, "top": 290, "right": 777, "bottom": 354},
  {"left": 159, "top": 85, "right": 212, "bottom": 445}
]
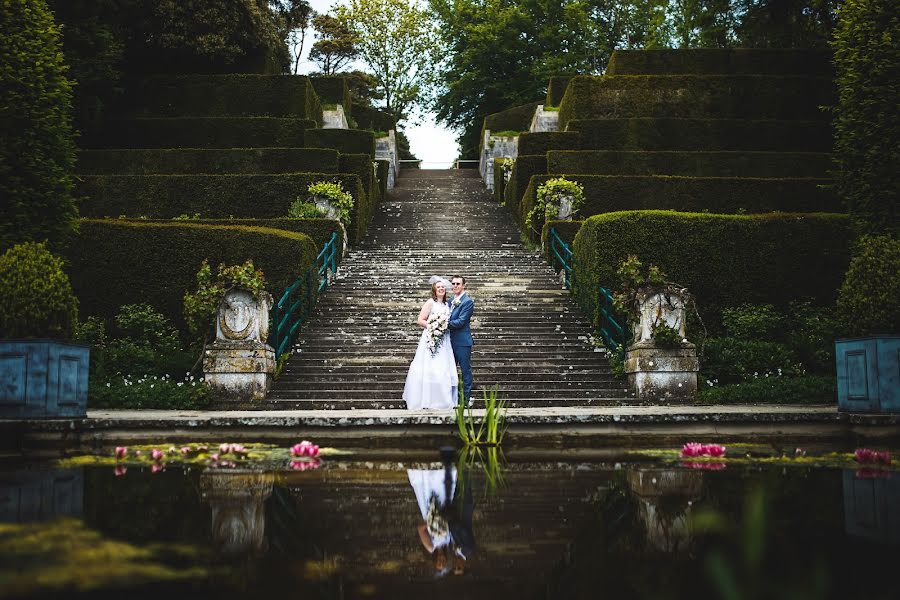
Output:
[{"left": 449, "top": 275, "right": 475, "bottom": 407}]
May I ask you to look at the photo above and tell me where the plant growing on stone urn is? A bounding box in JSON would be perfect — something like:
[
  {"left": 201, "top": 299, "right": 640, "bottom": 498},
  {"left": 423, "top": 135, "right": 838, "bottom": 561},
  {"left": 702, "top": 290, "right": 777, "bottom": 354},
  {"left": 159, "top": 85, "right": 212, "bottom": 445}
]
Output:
[
  {"left": 834, "top": 234, "right": 900, "bottom": 412},
  {"left": 527, "top": 178, "right": 584, "bottom": 233},
  {"left": 0, "top": 241, "right": 89, "bottom": 417}
]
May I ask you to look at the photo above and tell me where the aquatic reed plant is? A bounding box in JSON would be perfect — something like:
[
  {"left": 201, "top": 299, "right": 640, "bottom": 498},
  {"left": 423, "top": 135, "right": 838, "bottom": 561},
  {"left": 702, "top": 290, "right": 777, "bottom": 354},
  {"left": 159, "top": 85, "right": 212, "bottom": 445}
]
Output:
[
  {"left": 455, "top": 386, "right": 508, "bottom": 446},
  {"left": 456, "top": 445, "right": 507, "bottom": 499}
]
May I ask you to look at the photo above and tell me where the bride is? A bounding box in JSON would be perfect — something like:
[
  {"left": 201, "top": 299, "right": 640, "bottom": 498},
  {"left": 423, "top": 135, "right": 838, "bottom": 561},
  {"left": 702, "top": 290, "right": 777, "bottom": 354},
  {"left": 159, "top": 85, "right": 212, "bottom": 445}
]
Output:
[{"left": 403, "top": 276, "right": 458, "bottom": 410}]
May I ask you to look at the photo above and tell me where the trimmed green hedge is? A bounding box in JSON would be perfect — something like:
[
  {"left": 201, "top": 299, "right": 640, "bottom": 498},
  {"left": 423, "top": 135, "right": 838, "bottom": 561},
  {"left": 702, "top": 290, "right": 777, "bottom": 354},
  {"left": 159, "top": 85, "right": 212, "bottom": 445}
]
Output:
[
  {"left": 309, "top": 76, "right": 351, "bottom": 111},
  {"left": 541, "top": 220, "right": 584, "bottom": 262},
  {"left": 565, "top": 118, "right": 832, "bottom": 152},
  {"left": 545, "top": 76, "right": 573, "bottom": 107},
  {"left": 375, "top": 159, "right": 389, "bottom": 200},
  {"left": 482, "top": 102, "right": 539, "bottom": 142},
  {"left": 305, "top": 128, "right": 376, "bottom": 156},
  {"left": 606, "top": 49, "right": 833, "bottom": 76},
  {"left": 77, "top": 148, "right": 340, "bottom": 175},
  {"left": 493, "top": 158, "right": 507, "bottom": 203},
  {"left": 339, "top": 154, "right": 379, "bottom": 220},
  {"left": 177, "top": 218, "right": 344, "bottom": 259},
  {"left": 77, "top": 173, "right": 371, "bottom": 243},
  {"left": 123, "top": 75, "right": 323, "bottom": 124},
  {"left": 558, "top": 75, "right": 835, "bottom": 129},
  {"left": 504, "top": 155, "right": 547, "bottom": 226},
  {"left": 572, "top": 211, "right": 852, "bottom": 324},
  {"left": 79, "top": 117, "right": 316, "bottom": 149},
  {"left": 520, "top": 174, "right": 840, "bottom": 240},
  {"left": 517, "top": 132, "right": 582, "bottom": 156},
  {"left": 547, "top": 151, "right": 831, "bottom": 178},
  {"left": 351, "top": 105, "right": 396, "bottom": 132},
  {"left": 66, "top": 219, "right": 318, "bottom": 327}
]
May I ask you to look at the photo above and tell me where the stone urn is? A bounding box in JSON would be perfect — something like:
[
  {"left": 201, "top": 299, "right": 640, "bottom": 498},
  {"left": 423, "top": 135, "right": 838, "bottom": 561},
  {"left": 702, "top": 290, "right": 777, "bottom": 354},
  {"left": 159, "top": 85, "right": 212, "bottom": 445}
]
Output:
[
  {"left": 200, "top": 471, "right": 274, "bottom": 556},
  {"left": 624, "top": 286, "right": 699, "bottom": 401},
  {"left": 312, "top": 196, "right": 350, "bottom": 257},
  {"left": 556, "top": 194, "right": 575, "bottom": 220},
  {"left": 627, "top": 468, "right": 703, "bottom": 554},
  {"left": 203, "top": 288, "right": 276, "bottom": 402}
]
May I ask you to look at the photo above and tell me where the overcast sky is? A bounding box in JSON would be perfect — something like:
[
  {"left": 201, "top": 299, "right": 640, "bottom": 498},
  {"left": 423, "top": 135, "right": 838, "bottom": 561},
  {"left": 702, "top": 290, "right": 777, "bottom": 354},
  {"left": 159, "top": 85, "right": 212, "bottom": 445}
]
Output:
[{"left": 298, "top": 0, "right": 459, "bottom": 168}]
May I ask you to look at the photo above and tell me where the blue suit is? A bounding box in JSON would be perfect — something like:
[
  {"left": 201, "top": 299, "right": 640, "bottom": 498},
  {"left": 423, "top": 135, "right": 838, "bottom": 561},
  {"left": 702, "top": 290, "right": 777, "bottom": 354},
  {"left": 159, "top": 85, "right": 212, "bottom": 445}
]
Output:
[{"left": 449, "top": 293, "right": 475, "bottom": 402}]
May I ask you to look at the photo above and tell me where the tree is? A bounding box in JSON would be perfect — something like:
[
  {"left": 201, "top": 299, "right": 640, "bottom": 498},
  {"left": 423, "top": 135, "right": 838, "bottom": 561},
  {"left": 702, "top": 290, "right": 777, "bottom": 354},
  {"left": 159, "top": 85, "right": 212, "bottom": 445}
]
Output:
[
  {"left": 272, "top": 0, "right": 313, "bottom": 74},
  {"left": 309, "top": 13, "right": 359, "bottom": 75},
  {"left": 0, "top": 0, "right": 78, "bottom": 251},
  {"left": 734, "top": 0, "right": 839, "bottom": 48},
  {"left": 336, "top": 0, "right": 441, "bottom": 123}
]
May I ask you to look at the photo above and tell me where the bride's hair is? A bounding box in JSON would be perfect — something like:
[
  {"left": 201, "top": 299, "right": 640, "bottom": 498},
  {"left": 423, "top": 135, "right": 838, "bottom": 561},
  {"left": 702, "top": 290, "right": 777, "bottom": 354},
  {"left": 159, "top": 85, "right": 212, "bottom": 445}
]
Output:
[{"left": 431, "top": 283, "right": 448, "bottom": 303}]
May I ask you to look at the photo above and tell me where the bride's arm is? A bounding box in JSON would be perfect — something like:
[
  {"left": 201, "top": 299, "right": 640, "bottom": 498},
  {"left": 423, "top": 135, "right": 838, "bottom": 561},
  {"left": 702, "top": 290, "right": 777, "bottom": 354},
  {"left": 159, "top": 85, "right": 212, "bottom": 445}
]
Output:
[{"left": 416, "top": 299, "right": 433, "bottom": 328}]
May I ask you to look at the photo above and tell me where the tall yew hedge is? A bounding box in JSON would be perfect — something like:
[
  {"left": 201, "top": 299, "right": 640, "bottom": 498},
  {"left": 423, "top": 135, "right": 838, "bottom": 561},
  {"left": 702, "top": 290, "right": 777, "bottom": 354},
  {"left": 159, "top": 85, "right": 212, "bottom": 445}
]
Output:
[
  {"left": 0, "top": 0, "right": 78, "bottom": 251},
  {"left": 831, "top": 0, "right": 900, "bottom": 233}
]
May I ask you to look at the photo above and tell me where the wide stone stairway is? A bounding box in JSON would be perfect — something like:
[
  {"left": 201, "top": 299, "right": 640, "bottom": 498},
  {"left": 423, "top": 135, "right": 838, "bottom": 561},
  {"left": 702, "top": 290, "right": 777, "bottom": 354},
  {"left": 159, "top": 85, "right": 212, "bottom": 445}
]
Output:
[{"left": 269, "top": 169, "right": 628, "bottom": 409}]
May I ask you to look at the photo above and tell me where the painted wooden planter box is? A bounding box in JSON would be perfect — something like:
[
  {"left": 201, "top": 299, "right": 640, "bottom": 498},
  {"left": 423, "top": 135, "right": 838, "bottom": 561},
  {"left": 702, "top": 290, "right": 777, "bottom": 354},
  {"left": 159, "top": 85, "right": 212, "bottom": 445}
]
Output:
[
  {"left": 0, "top": 340, "right": 89, "bottom": 418},
  {"left": 835, "top": 335, "right": 899, "bottom": 413}
]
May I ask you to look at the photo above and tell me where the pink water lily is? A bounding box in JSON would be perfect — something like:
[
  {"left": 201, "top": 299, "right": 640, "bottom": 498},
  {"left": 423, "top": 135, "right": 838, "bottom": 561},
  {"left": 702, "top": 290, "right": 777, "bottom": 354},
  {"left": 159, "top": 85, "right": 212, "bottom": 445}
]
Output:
[
  {"left": 114, "top": 465, "right": 127, "bottom": 477},
  {"left": 210, "top": 453, "right": 220, "bottom": 462},
  {"left": 703, "top": 444, "right": 726, "bottom": 457},
  {"left": 291, "top": 441, "right": 320, "bottom": 457},
  {"left": 681, "top": 443, "right": 704, "bottom": 457},
  {"left": 151, "top": 462, "right": 164, "bottom": 473},
  {"left": 181, "top": 446, "right": 191, "bottom": 455},
  {"left": 230, "top": 444, "right": 246, "bottom": 455},
  {"left": 681, "top": 461, "right": 726, "bottom": 471},
  {"left": 150, "top": 448, "right": 164, "bottom": 461},
  {"left": 681, "top": 442, "right": 726, "bottom": 458},
  {"left": 220, "top": 443, "right": 231, "bottom": 454},
  {"left": 115, "top": 446, "right": 127, "bottom": 459},
  {"left": 855, "top": 448, "right": 891, "bottom": 465},
  {"left": 290, "top": 459, "right": 321, "bottom": 471}
]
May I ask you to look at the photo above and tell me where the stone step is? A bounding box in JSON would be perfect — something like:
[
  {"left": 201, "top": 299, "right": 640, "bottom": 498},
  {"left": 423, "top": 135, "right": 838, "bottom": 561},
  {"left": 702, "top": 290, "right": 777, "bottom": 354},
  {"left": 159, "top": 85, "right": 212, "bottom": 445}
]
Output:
[{"left": 254, "top": 397, "right": 636, "bottom": 409}]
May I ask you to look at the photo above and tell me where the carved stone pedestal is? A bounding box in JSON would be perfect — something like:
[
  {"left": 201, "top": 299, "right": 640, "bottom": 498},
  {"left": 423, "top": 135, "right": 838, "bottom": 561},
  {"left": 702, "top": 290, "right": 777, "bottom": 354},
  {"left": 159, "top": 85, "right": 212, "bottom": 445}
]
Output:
[
  {"left": 203, "top": 288, "right": 275, "bottom": 402},
  {"left": 626, "top": 342, "right": 699, "bottom": 401},
  {"left": 200, "top": 471, "right": 274, "bottom": 556},
  {"left": 628, "top": 468, "right": 703, "bottom": 553}
]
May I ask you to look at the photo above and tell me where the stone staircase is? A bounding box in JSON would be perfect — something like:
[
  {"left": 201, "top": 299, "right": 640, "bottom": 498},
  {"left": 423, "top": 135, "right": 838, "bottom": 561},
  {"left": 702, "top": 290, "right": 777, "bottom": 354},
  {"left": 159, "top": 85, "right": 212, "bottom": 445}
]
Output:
[{"left": 268, "top": 169, "right": 629, "bottom": 409}]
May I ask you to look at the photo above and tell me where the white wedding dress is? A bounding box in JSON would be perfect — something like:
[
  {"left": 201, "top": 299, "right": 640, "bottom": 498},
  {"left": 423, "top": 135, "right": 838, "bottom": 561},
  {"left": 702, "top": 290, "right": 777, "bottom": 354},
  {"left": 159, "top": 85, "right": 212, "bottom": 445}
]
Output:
[{"left": 403, "top": 301, "right": 458, "bottom": 410}]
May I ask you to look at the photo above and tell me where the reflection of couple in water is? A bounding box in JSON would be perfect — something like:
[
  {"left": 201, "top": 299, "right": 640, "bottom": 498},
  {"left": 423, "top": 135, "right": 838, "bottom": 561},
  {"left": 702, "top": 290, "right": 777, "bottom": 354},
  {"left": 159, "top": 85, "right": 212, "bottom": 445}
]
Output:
[{"left": 408, "top": 458, "right": 475, "bottom": 577}]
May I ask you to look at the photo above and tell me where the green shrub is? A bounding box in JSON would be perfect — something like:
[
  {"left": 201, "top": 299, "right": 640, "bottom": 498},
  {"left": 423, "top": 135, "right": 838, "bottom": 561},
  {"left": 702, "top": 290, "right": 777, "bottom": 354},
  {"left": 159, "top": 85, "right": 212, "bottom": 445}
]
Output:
[
  {"left": 77, "top": 147, "right": 341, "bottom": 175},
  {"left": 79, "top": 117, "right": 316, "bottom": 149},
  {"left": 195, "top": 217, "right": 344, "bottom": 257},
  {"left": 303, "top": 181, "right": 355, "bottom": 227},
  {"left": 481, "top": 102, "right": 539, "bottom": 144},
  {"left": 128, "top": 75, "right": 322, "bottom": 123},
  {"left": 605, "top": 49, "right": 833, "bottom": 76},
  {"left": 351, "top": 105, "right": 396, "bottom": 132},
  {"left": 517, "top": 132, "right": 582, "bottom": 156},
  {"left": 558, "top": 75, "right": 834, "bottom": 129},
  {"left": 66, "top": 220, "right": 317, "bottom": 329},
  {"left": 0, "top": 242, "right": 78, "bottom": 339},
  {"left": 831, "top": 0, "right": 899, "bottom": 234},
  {"left": 572, "top": 211, "right": 853, "bottom": 327},
  {"left": 504, "top": 155, "right": 547, "bottom": 225},
  {"left": 836, "top": 234, "right": 900, "bottom": 336},
  {"left": 288, "top": 202, "right": 326, "bottom": 219},
  {"left": 309, "top": 76, "right": 351, "bottom": 112},
  {"left": 306, "top": 128, "right": 376, "bottom": 156},
  {"left": 183, "top": 259, "right": 267, "bottom": 347},
  {"left": 721, "top": 304, "right": 785, "bottom": 339},
  {"left": 339, "top": 153, "right": 379, "bottom": 206},
  {"left": 698, "top": 375, "right": 835, "bottom": 404},
  {"left": 527, "top": 178, "right": 584, "bottom": 233},
  {"left": 546, "top": 150, "right": 831, "bottom": 178},
  {"left": 701, "top": 338, "right": 803, "bottom": 385},
  {"left": 0, "top": 0, "right": 78, "bottom": 251},
  {"left": 545, "top": 76, "right": 573, "bottom": 107},
  {"left": 566, "top": 118, "right": 833, "bottom": 152},
  {"left": 785, "top": 300, "right": 842, "bottom": 373},
  {"left": 88, "top": 376, "right": 210, "bottom": 410}
]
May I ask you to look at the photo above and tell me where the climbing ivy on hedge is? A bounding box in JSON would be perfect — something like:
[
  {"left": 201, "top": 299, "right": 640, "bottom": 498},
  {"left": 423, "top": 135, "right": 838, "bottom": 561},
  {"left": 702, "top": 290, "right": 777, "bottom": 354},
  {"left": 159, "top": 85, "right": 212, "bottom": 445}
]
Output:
[
  {"left": 0, "top": 0, "right": 78, "bottom": 251},
  {"left": 831, "top": 0, "right": 900, "bottom": 234}
]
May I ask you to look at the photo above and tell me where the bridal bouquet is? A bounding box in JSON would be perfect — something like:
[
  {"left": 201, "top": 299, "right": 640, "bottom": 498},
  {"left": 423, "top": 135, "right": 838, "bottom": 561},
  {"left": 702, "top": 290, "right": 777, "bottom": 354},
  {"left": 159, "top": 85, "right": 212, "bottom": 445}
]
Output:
[{"left": 425, "top": 311, "right": 449, "bottom": 356}]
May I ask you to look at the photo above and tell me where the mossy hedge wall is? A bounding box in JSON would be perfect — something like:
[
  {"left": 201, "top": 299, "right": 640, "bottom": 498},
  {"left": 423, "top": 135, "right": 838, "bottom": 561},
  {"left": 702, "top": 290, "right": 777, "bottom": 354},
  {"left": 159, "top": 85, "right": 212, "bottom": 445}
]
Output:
[
  {"left": 545, "top": 76, "right": 573, "bottom": 107},
  {"left": 541, "top": 220, "right": 584, "bottom": 262},
  {"left": 309, "top": 76, "right": 351, "bottom": 111},
  {"left": 67, "top": 220, "right": 318, "bottom": 326},
  {"left": 520, "top": 174, "right": 839, "bottom": 240},
  {"left": 77, "top": 148, "right": 340, "bottom": 175},
  {"left": 194, "top": 218, "right": 344, "bottom": 258},
  {"left": 547, "top": 150, "right": 830, "bottom": 178},
  {"left": 375, "top": 159, "right": 389, "bottom": 199},
  {"left": 493, "top": 158, "right": 507, "bottom": 203},
  {"left": 565, "top": 118, "right": 832, "bottom": 152},
  {"left": 504, "top": 155, "right": 547, "bottom": 226},
  {"left": 558, "top": 75, "right": 834, "bottom": 129},
  {"left": 481, "top": 102, "right": 539, "bottom": 142},
  {"left": 339, "top": 153, "right": 379, "bottom": 211},
  {"left": 79, "top": 117, "right": 316, "bottom": 149},
  {"left": 517, "top": 132, "right": 582, "bottom": 156},
  {"left": 305, "top": 128, "right": 376, "bottom": 156},
  {"left": 124, "top": 75, "right": 323, "bottom": 124},
  {"left": 572, "top": 211, "right": 853, "bottom": 323},
  {"left": 351, "top": 105, "right": 396, "bottom": 132},
  {"left": 605, "top": 49, "right": 833, "bottom": 76},
  {"left": 77, "top": 173, "right": 371, "bottom": 243}
]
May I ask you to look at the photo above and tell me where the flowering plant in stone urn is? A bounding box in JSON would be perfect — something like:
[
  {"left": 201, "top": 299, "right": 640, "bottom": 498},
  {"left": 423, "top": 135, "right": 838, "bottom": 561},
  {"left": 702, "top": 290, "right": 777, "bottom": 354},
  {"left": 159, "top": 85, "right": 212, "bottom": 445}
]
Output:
[
  {"left": 527, "top": 177, "right": 585, "bottom": 234},
  {"left": 0, "top": 242, "right": 89, "bottom": 417}
]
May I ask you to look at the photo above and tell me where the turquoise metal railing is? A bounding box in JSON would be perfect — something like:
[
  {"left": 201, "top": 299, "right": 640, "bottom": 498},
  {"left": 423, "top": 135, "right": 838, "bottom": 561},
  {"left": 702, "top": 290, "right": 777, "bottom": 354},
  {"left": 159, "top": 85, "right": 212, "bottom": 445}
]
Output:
[
  {"left": 272, "top": 232, "right": 339, "bottom": 357},
  {"left": 548, "top": 227, "right": 628, "bottom": 356}
]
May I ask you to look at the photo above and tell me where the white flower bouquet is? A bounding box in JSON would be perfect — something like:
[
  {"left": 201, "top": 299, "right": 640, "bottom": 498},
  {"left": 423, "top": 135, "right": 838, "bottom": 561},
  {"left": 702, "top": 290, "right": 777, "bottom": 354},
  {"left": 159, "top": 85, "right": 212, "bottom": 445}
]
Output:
[{"left": 425, "top": 310, "right": 449, "bottom": 356}]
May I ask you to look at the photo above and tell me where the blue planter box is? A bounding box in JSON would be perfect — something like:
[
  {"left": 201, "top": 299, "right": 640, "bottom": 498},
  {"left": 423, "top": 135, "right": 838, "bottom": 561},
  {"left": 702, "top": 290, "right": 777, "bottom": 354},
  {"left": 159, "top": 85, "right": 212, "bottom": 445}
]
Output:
[
  {"left": 0, "top": 340, "right": 89, "bottom": 418},
  {"left": 835, "top": 335, "right": 900, "bottom": 413}
]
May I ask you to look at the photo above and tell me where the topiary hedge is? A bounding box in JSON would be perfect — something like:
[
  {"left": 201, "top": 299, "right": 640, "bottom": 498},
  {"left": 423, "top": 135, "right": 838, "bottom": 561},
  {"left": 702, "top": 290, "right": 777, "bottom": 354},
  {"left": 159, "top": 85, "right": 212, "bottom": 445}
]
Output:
[
  {"left": 572, "top": 211, "right": 852, "bottom": 325},
  {"left": 504, "top": 155, "right": 547, "bottom": 226},
  {"left": 66, "top": 220, "right": 318, "bottom": 328},
  {"left": 831, "top": 0, "right": 899, "bottom": 234},
  {"left": 566, "top": 118, "right": 833, "bottom": 152},
  {"left": 339, "top": 153, "right": 379, "bottom": 220},
  {"left": 351, "top": 105, "right": 396, "bottom": 132},
  {"left": 375, "top": 159, "right": 389, "bottom": 199},
  {"left": 309, "top": 76, "right": 351, "bottom": 112},
  {"left": 517, "top": 132, "right": 582, "bottom": 156},
  {"left": 481, "top": 102, "right": 539, "bottom": 142},
  {"left": 305, "top": 128, "right": 376, "bottom": 156},
  {"left": 79, "top": 117, "right": 316, "bottom": 149},
  {"left": 123, "top": 75, "right": 323, "bottom": 124},
  {"left": 545, "top": 76, "right": 573, "bottom": 107},
  {"left": 77, "top": 173, "right": 371, "bottom": 243},
  {"left": 541, "top": 220, "right": 584, "bottom": 263},
  {"left": 558, "top": 75, "right": 835, "bottom": 129},
  {"left": 77, "top": 148, "right": 341, "bottom": 175},
  {"left": 493, "top": 158, "right": 508, "bottom": 203},
  {"left": 547, "top": 150, "right": 831, "bottom": 178},
  {"left": 605, "top": 49, "right": 833, "bottom": 76},
  {"left": 1, "top": 0, "right": 78, "bottom": 251},
  {"left": 836, "top": 234, "right": 900, "bottom": 336},
  {"left": 181, "top": 218, "right": 345, "bottom": 258},
  {"left": 520, "top": 174, "right": 839, "bottom": 239}
]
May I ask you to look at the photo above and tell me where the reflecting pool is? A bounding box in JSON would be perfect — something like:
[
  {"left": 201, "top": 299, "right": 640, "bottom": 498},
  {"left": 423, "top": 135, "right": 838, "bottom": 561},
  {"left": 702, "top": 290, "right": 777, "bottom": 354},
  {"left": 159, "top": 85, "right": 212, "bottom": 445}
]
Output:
[{"left": 1, "top": 446, "right": 897, "bottom": 599}]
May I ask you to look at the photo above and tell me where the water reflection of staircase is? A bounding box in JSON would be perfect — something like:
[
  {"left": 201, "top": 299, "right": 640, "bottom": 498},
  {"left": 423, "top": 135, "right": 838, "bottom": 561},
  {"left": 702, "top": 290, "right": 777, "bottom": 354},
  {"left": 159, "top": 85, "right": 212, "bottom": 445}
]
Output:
[{"left": 269, "top": 169, "right": 629, "bottom": 409}]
